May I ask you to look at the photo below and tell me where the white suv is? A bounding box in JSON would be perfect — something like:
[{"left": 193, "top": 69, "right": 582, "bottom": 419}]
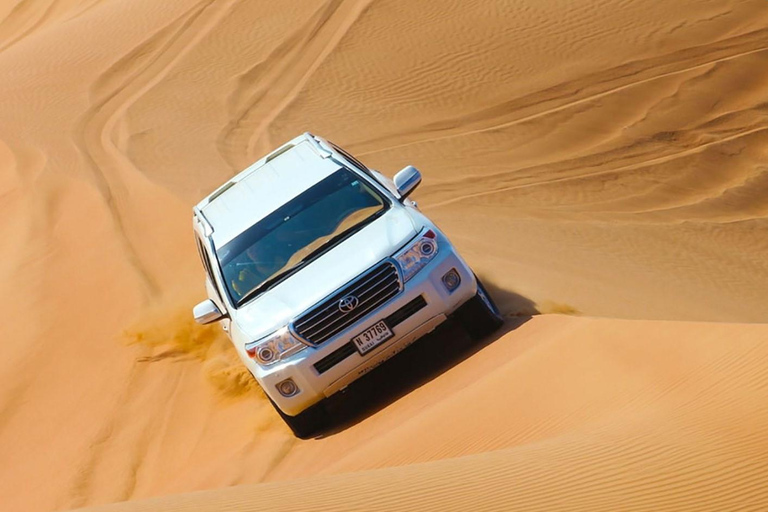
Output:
[{"left": 192, "top": 133, "right": 503, "bottom": 437}]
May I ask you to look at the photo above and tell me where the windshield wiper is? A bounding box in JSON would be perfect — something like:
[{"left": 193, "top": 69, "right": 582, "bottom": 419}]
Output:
[{"left": 235, "top": 208, "right": 386, "bottom": 307}]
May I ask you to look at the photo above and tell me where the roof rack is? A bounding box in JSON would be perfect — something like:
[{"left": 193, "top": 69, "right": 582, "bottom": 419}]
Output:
[
  {"left": 265, "top": 143, "right": 295, "bottom": 163},
  {"left": 207, "top": 181, "right": 236, "bottom": 203}
]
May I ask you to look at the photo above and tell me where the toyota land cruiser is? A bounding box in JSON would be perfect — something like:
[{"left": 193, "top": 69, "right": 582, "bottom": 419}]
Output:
[{"left": 192, "top": 133, "right": 503, "bottom": 437}]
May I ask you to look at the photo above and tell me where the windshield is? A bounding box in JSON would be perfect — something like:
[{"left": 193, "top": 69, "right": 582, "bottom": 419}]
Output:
[{"left": 216, "top": 168, "right": 389, "bottom": 307}]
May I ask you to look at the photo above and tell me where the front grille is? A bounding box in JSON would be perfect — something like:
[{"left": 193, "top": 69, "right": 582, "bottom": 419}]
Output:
[
  {"left": 314, "top": 343, "right": 357, "bottom": 374},
  {"left": 293, "top": 261, "right": 401, "bottom": 345},
  {"left": 386, "top": 295, "right": 427, "bottom": 326},
  {"left": 313, "top": 295, "right": 428, "bottom": 375}
]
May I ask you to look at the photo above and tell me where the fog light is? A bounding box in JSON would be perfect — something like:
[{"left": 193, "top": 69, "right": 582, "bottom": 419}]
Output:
[
  {"left": 276, "top": 378, "right": 299, "bottom": 397},
  {"left": 442, "top": 268, "right": 461, "bottom": 292}
]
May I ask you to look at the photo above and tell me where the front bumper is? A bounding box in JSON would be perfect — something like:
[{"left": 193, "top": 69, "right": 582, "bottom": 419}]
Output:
[{"left": 251, "top": 243, "right": 477, "bottom": 416}]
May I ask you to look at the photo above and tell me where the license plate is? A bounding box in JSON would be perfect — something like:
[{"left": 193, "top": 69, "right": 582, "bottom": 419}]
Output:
[{"left": 352, "top": 320, "right": 393, "bottom": 355}]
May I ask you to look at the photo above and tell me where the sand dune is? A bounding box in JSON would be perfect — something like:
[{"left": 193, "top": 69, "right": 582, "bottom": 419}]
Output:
[
  {"left": 81, "top": 315, "right": 768, "bottom": 511},
  {"left": 1, "top": 0, "right": 767, "bottom": 511}
]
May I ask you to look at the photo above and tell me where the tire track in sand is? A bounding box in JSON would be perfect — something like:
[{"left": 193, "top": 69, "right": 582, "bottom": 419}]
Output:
[
  {"left": 65, "top": 4, "right": 240, "bottom": 504},
  {"left": 424, "top": 125, "right": 768, "bottom": 211},
  {"left": 217, "top": 0, "right": 374, "bottom": 169},
  {"left": 75, "top": 0, "right": 238, "bottom": 297},
  {"left": 0, "top": 0, "right": 105, "bottom": 53},
  {"left": 63, "top": 0, "right": 110, "bottom": 23},
  {"left": 0, "top": 0, "right": 60, "bottom": 53},
  {"left": 355, "top": 28, "right": 768, "bottom": 157}
]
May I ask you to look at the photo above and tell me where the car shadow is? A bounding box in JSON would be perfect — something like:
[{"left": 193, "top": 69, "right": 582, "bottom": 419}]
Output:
[{"left": 316, "top": 284, "right": 538, "bottom": 438}]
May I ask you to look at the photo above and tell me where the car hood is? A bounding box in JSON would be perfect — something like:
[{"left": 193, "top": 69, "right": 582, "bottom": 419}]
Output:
[{"left": 232, "top": 206, "right": 418, "bottom": 341}]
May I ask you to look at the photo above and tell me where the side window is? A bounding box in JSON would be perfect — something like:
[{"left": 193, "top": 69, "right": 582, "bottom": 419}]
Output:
[
  {"left": 195, "top": 236, "right": 213, "bottom": 279},
  {"left": 195, "top": 236, "right": 223, "bottom": 303}
]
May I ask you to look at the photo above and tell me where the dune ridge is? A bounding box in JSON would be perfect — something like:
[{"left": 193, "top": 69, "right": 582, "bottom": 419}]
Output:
[{"left": 0, "top": 0, "right": 767, "bottom": 511}]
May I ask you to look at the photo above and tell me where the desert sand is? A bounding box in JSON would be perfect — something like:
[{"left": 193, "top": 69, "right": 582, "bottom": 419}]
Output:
[{"left": 1, "top": 0, "right": 768, "bottom": 511}]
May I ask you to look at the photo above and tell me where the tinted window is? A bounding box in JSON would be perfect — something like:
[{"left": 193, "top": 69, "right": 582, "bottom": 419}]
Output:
[{"left": 217, "top": 169, "right": 388, "bottom": 306}]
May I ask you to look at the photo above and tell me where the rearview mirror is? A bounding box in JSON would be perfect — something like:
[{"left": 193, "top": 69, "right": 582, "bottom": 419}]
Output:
[
  {"left": 393, "top": 165, "right": 422, "bottom": 200},
  {"left": 193, "top": 299, "right": 225, "bottom": 325}
]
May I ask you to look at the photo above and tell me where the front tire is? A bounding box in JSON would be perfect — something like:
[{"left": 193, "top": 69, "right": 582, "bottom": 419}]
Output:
[
  {"left": 268, "top": 397, "right": 328, "bottom": 439},
  {"left": 455, "top": 276, "right": 504, "bottom": 340}
]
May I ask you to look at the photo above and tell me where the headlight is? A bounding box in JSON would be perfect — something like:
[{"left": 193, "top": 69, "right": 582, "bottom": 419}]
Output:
[
  {"left": 245, "top": 327, "right": 305, "bottom": 366},
  {"left": 394, "top": 229, "right": 438, "bottom": 282}
]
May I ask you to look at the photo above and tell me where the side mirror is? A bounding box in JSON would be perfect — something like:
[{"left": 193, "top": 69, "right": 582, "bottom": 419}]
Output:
[
  {"left": 393, "top": 165, "right": 422, "bottom": 200},
  {"left": 193, "top": 299, "right": 225, "bottom": 325}
]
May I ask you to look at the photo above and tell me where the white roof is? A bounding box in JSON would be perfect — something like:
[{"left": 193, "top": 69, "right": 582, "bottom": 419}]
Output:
[{"left": 199, "top": 137, "right": 341, "bottom": 247}]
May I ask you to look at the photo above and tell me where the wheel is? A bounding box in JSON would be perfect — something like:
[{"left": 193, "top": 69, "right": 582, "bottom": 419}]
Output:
[
  {"left": 454, "top": 275, "right": 504, "bottom": 340},
  {"left": 268, "top": 396, "right": 328, "bottom": 439}
]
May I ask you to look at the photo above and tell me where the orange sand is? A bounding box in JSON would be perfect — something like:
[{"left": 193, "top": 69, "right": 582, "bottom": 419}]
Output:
[{"left": 1, "top": 1, "right": 767, "bottom": 511}]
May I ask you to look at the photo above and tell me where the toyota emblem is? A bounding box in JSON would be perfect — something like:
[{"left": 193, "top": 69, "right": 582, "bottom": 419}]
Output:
[{"left": 338, "top": 295, "right": 359, "bottom": 313}]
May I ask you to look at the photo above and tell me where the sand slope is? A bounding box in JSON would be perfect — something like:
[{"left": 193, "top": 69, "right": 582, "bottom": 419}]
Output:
[
  {"left": 0, "top": 0, "right": 767, "bottom": 511},
  {"left": 79, "top": 315, "right": 768, "bottom": 511}
]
